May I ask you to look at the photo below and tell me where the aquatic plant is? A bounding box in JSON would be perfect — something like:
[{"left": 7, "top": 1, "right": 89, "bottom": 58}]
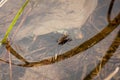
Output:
[{"left": 0, "top": 0, "right": 29, "bottom": 45}]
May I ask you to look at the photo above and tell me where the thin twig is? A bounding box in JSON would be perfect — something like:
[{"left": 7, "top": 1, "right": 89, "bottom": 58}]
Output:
[
  {"left": 104, "top": 67, "right": 119, "bottom": 80},
  {"left": 7, "top": 46, "right": 13, "bottom": 80},
  {"left": 0, "top": 0, "right": 8, "bottom": 7}
]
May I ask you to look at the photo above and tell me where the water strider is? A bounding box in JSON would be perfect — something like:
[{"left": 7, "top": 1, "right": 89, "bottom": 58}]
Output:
[{"left": 57, "top": 34, "right": 72, "bottom": 45}]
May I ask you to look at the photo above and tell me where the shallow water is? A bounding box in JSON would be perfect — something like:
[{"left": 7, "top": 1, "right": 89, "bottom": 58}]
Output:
[{"left": 0, "top": 0, "right": 120, "bottom": 80}]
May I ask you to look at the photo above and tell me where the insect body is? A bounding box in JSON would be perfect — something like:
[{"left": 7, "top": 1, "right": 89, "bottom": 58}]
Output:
[{"left": 57, "top": 34, "right": 72, "bottom": 45}]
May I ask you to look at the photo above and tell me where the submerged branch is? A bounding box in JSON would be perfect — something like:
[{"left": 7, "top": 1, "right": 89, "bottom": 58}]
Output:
[
  {"left": 5, "top": 40, "right": 29, "bottom": 64},
  {"left": 83, "top": 29, "right": 120, "bottom": 80}
]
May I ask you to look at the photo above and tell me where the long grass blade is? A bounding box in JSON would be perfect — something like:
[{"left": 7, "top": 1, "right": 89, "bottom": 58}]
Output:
[{"left": 1, "top": 0, "right": 29, "bottom": 44}]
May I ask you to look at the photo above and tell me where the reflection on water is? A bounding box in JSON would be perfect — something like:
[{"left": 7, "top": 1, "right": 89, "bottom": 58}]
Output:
[{"left": 0, "top": 0, "right": 120, "bottom": 80}]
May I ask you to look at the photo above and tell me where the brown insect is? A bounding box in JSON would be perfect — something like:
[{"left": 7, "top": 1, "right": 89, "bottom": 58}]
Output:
[{"left": 57, "top": 34, "right": 72, "bottom": 45}]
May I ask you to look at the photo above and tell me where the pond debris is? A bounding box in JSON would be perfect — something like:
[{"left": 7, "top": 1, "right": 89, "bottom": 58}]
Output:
[{"left": 104, "top": 67, "right": 119, "bottom": 80}]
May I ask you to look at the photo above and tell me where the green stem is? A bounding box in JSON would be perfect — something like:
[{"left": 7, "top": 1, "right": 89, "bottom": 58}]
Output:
[{"left": 1, "top": 0, "right": 29, "bottom": 44}]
